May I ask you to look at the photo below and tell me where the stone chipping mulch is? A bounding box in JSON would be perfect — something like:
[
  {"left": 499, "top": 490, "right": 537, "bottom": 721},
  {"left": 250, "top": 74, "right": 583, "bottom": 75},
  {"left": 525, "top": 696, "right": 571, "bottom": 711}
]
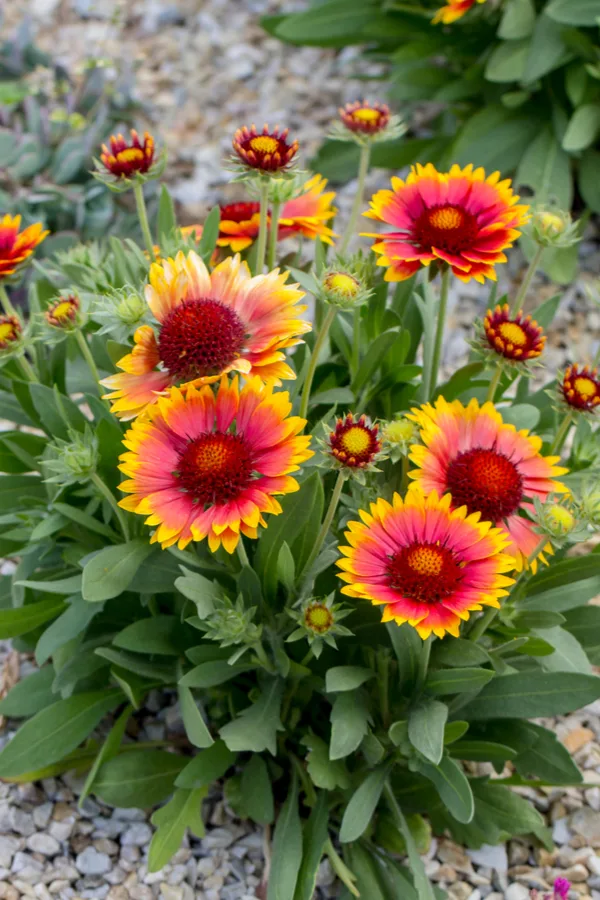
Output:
[{"left": 3, "top": 0, "right": 600, "bottom": 898}]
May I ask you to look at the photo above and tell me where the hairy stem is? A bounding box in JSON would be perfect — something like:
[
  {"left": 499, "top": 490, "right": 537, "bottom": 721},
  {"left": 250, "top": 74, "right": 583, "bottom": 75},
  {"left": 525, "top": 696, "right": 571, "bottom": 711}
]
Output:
[
  {"left": 550, "top": 412, "right": 573, "bottom": 456},
  {"left": 267, "top": 199, "right": 281, "bottom": 271},
  {"left": 339, "top": 143, "right": 371, "bottom": 256},
  {"left": 75, "top": 330, "right": 101, "bottom": 388},
  {"left": 510, "top": 246, "right": 543, "bottom": 316},
  {"left": 255, "top": 180, "right": 270, "bottom": 274},
  {"left": 486, "top": 365, "right": 503, "bottom": 404},
  {"left": 133, "top": 181, "right": 155, "bottom": 261},
  {"left": 429, "top": 268, "right": 450, "bottom": 400},
  {"left": 301, "top": 470, "right": 345, "bottom": 580},
  {"left": 0, "top": 283, "right": 18, "bottom": 316},
  {"left": 298, "top": 305, "right": 336, "bottom": 420},
  {"left": 91, "top": 472, "right": 130, "bottom": 541}
]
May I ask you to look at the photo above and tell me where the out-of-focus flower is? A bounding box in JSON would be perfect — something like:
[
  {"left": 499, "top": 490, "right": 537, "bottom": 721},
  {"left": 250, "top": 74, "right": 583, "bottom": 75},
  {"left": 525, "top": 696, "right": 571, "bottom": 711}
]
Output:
[
  {"left": 0, "top": 215, "right": 48, "bottom": 282},
  {"left": 330, "top": 100, "right": 405, "bottom": 145},
  {"left": 232, "top": 124, "right": 299, "bottom": 174},
  {"left": 382, "top": 417, "right": 418, "bottom": 461},
  {"left": 483, "top": 304, "right": 545, "bottom": 363},
  {"left": 93, "top": 287, "right": 151, "bottom": 342},
  {"left": 529, "top": 207, "right": 580, "bottom": 249},
  {"left": 408, "top": 397, "right": 568, "bottom": 570},
  {"left": 0, "top": 315, "right": 22, "bottom": 352},
  {"left": 561, "top": 364, "right": 600, "bottom": 414},
  {"left": 433, "top": 0, "right": 487, "bottom": 25},
  {"left": 118, "top": 376, "right": 313, "bottom": 553},
  {"left": 337, "top": 488, "right": 514, "bottom": 640},
  {"left": 45, "top": 294, "right": 80, "bottom": 330},
  {"left": 287, "top": 593, "right": 353, "bottom": 658},
  {"left": 363, "top": 163, "right": 528, "bottom": 284},
  {"left": 101, "top": 252, "right": 310, "bottom": 419}
]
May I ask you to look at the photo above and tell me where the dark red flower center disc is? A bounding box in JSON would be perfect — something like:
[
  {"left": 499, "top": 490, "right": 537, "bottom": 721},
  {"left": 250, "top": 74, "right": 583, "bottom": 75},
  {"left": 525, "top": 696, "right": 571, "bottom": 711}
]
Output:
[
  {"left": 414, "top": 204, "right": 479, "bottom": 255},
  {"left": 158, "top": 298, "right": 247, "bottom": 379},
  {"left": 220, "top": 202, "right": 260, "bottom": 223},
  {"left": 446, "top": 447, "right": 523, "bottom": 521},
  {"left": 177, "top": 431, "right": 254, "bottom": 505},
  {"left": 387, "top": 542, "right": 463, "bottom": 602}
]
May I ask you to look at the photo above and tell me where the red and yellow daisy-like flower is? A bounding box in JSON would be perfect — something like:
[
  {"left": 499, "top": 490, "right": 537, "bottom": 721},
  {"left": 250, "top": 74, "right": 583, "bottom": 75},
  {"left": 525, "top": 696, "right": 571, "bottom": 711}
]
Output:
[
  {"left": 328, "top": 414, "right": 381, "bottom": 469},
  {"left": 561, "top": 365, "right": 600, "bottom": 413},
  {"left": 484, "top": 304, "right": 546, "bottom": 362},
  {"left": 46, "top": 294, "right": 80, "bottom": 329},
  {"left": 0, "top": 214, "right": 48, "bottom": 281},
  {"left": 100, "top": 130, "right": 155, "bottom": 178},
  {"left": 433, "top": 0, "right": 486, "bottom": 24},
  {"left": 118, "top": 376, "right": 313, "bottom": 553},
  {"left": 408, "top": 398, "right": 568, "bottom": 569},
  {"left": 0, "top": 315, "right": 22, "bottom": 350},
  {"left": 337, "top": 488, "right": 514, "bottom": 639},
  {"left": 232, "top": 124, "right": 299, "bottom": 173},
  {"left": 215, "top": 175, "right": 337, "bottom": 252},
  {"left": 363, "top": 163, "right": 529, "bottom": 284},
  {"left": 101, "top": 252, "right": 310, "bottom": 420},
  {"left": 339, "top": 101, "right": 390, "bottom": 135}
]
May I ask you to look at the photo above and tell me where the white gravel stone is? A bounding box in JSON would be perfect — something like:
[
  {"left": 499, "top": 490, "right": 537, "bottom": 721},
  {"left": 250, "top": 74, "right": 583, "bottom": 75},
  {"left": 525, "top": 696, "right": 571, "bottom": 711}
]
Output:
[
  {"left": 33, "top": 804, "right": 54, "bottom": 830},
  {"left": 505, "top": 885, "right": 530, "bottom": 900},
  {"left": 0, "top": 837, "right": 21, "bottom": 869},
  {"left": 121, "top": 824, "right": 153, "bottom": 846},
  {"left": 75, "top": 848, "right": 112, "bottom": 876},
  {"left": 26, "top": 834, "right": 61, "bottom": 856},
  {"left": 468, "top": 845, "right": 508, "bottom": 873},
  {"left": 553, "top": 817, "right": 573, "bottom": 844}
]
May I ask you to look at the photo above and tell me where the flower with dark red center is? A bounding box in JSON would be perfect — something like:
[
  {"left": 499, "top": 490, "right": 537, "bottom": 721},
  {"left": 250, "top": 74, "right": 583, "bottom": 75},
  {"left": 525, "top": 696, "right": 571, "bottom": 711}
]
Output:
[
  {"left": 483, "top": 304, "right": 545, "bottom": 362},
  {"left": 339, "top": 101, "right": 390, "bottom": 135},
  {"left": 101, "top": 251, "right": 310, "bottom": 420},
  {"left": 232, "top": 124, "right": 299, "bottom": 173},
  {"left": 304, "top": 602, "right": 335, "bottom": 635},
  {"left": 118, "top": 376, "right": 313, "bottom": 553},
  {"left": 46, "top": 294, "right": 80, "bottom": 329},
  {"left": 0, "top": 315, "right": 22, "bottom": 350},
  {"left": 408, "top": 397, "right": 568, "bottom": 570},
  {"left": 337, "top": 488, "right": 514, "bottom": 640},
  {"left": 0, "top": 214, "right": 48, "bottom": 282},
  {"left": 100, "top": 130, "right": 155, "bottom": 178},
  {"left": 433, "top": 0, "right": 486, "bottom": 24},
  {"left": 561, "top": 364, "right": 600, "bottom": 413},
  {"left": 328, "top": 414, "right": 381, "bottom": 469},
  {"left": 363, "top": 163, "right": 529, "bottom": 284}
]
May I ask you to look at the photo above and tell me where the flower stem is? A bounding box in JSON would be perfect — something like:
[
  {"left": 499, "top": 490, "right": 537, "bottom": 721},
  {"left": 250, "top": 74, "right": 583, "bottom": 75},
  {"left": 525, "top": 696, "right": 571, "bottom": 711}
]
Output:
[
  {"left": 550, "top": 412, "right": 573, "bottom": 456},
  {"left": 486, "top": 365, "right": 503, "bottom": 404},
  {"left": 351, "top": 306, "right": 361, "bottom": 379},
  {"left": 510, "top": 245, "right": 543, "bottom": 316},
  {"left": 133, "top": 181, "right": 155, "bottom": 261},
  {"left": 237, "top": 538, "right": 249, "bottom": 569},
  {"left": 91, "top": 472, "right": 130, "bottom": 541},
  {"left": 339, "top": 143, "right": 371, "bottom": 256},
  {"left": 302, "top": 470, "right": 345, "bottom": 581},
  {"left": 18, "top": 356, "right": 37, "bottom": 382},
  {"left": 298, "top": 305, "right": 336, "bottom": 420},
  {"left": 429, "top": 268, "right": 450, "bottom": 400},
  {"left": 75, "top": 329, "right": 101, "bottom": 388},
  {"left": 0, "top": 283, "right": 18, "bottom": 316},
  {"left": 267, "top": 199, "right": 281, "bottom": 271},
  {"left": 255, "top": 179, "right": 270, "bottom": 274},
  {"left": 415, "top": 634, "right": 433, "bottom": 693}
]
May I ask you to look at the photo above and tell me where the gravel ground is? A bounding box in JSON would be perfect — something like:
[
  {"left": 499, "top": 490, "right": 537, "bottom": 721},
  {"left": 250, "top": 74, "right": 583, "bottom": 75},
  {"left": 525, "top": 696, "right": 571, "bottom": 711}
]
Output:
[{"left": 2, "top": 1, "right": 600, "bottom": 898}]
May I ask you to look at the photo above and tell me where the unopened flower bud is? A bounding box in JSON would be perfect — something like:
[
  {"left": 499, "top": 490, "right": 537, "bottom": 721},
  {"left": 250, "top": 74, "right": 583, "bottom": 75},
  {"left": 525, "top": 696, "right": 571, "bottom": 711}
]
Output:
[
  {"left": 43, "top": 427, "right": 98, "bottom": 486},
  {"left": 530, "top": 207, "right": 580, "bottom": 249},
  {"left": 45, "top": 294, "right": 80, "bottom": 330},
  {"left": 542, "top": 504, "right": 576, "bottom": 537},
  {"left": 287, "top": 594, "right": 352, "bottom": 658},
  {"left": 320, "top": 268, "right": 372, "bottom": 310},
  {"left": 580, "top": 490, "right": 600, "bottom": 527},
  {"left": 382, "top": 417, "right": 418, "bottom": 459},
  {"left": 0, "top": 315, "right": 22, "bottom": 352}
]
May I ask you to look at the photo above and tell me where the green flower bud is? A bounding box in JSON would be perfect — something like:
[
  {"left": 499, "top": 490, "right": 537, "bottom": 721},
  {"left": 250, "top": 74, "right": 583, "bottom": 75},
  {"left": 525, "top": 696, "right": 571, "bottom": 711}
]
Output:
[
  {"left": 319, "top": 268, "right": 372, "bottom": 310},
  {"left": 542, "top": 504, "right": 576, "bottom": 537},
  {"left": 529, "top": 207, "right": 581, "bottom": 249},
  {"left": 43, "top": 427, "right": 98, "bottom": 486}
]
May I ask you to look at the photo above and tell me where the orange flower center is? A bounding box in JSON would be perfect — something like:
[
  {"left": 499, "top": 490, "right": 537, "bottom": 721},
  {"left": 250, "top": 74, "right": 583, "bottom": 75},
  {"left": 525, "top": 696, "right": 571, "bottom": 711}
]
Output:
[
  {"left": 446, "top": 447, "right": 523, "bottom": 522},
  {"left": 574, "top": 377, "right": 597, "bottom": 400},
  {"left": 304, "top": 603, "right": 334, "bottom": 634},
  {"left": 329, "top": 417, "right": 380, "bottom": 468},
  {"left": 340, "top": 425, "right": 372, "bottom": 456},
  {"left": 415, "top": 203, "right": 478, "bottom": 255},
  {"left": 116, "top": 147, "right": 145, "bottom": 166},
  {"left": 352, "top": 107, "right": 380, "bottom": 123},
  {"left": 498, "top": 322, "right": 527, "bottom": 347},
  {"left": 0, "top": 318, "right": 20, "bottom": 346},
  {"left": 387, "top": 541, "right": 463, "bottom": 602},
  {"left": 249, "top": 135, "right": 279, "bottom": 154},
  {"left": 158, "top": 298, "right": 247, "bottom": 380},
  {"left": 176, "top": 431, "right": 254, "bottom": 506}
]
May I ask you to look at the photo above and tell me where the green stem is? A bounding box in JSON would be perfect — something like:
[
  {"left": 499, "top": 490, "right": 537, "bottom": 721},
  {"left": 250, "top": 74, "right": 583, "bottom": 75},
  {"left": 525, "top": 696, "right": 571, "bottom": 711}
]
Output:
[
  {"left": 267, "top": 199, "right": 281, "bottom": 271},
  {"left": 415, "top": 635, "right": 433, "bottom": 693},
  {"left": 339, "top": 143, "right": 371, "bottom": 256},
  {"left": 133, "top": 181, "right": 155, "bottom": 261},
  {"left": 0, "top": 282, "right": 18, "bottom": 316},
  {"left": 550, "top": 412, "right": 573, "bottom": 456},
  {"left": 255, "top": 179, "right": 270, "bottom": 274},
  {"left": 298, "top": 305, "right": 337, "bottom": 420},
  {"left": 18, "top": 356, "right": 37, "bottom": 382},
  {"left": 379, "top": 652, "right": 390, "bottom": 729},
  {"left": 429, "top": 268, "right": 450, "bottom": 400},
  {"left": 91, "top": 472, "right": 130, "bottom": 541},
  {"left": 351, "top": 306, "right": 361, "bottom": 379},
  {"left": 253, "top": 641, "right": 273, "bottom": 672},
  {"left": 301, "top": 470, "right": 346, "bottom": 581},
  {"left": 510, "top": 245, "right": 543, "bottom": 316},
  {"left": 486, "top": 365, "right": 503, "bottom": 404},
  {"left": 75, "top": 329, "right": 101, "bottom": 388},
  {"left": 237, "top": 538, "right": 249, "bottom": 569}
]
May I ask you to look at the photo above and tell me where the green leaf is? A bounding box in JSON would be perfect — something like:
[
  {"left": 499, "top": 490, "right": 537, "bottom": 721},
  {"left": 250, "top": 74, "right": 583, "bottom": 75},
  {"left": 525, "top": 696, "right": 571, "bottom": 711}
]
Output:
[
  {"left": 197, "top": 207, "right": 220, "bottom": 263},
  {"left": 157, "top": 185, "right": 177, "bottom": 242},
  {"left": 461, "top": 671, "right": 600, "bottom": 719},
  {"left": 387, "top": 622, "right": 421, "bottom": 692},
  {"left": 29, "top": 384, "right": 87, "bottom": 439},
  {"left": 36, "top": 598, "right": 100, "bottom": 665},
  {"left": 340, "top": 763, "right": 391, "bottom": 843},
  {"left": 303, "top": 734, "right": 350, "bottom": 790},
  {"left": 114, "top": 616, "right": 193, "bottom": 656},
  {"left": 52, "top": 503, "right": 120, "bottom": 541},
  {"left": 448, "top": 740, "right": 517, "bottom": 762},
  {"left": 351, "top": 329, "right": 401, "bottom": 393},
  {"left": 469, "top": 779, "right": 551, "bottom": 847},
  {"left": 425, "top": 667, "right": 494, "bottom": 695},
  {"left": 294, "top": 792, "right": 329, "bottom": 900},
  {"left": 82, "top": 541, "right": 153, "bottom": 602},
  {"left": 444, "top": 721, "right": 469, "bottom": 745},
  {"left": 485, "top": 39, "right": 528, "bottom": 83},
  {"left": 0, "top": 597, "right": 66, "bottom": 639},
  {"left": 148, "top": 787, "right": 207, "bottom": 873},
  {"left": 416, "top": 756, "right": 474, "bottom": 824},
  {"left": 94, "top": 750, "right": 186, "bottom": 807},
  {"left": 0, "top": 431, "right": 45, "bottom": 474},
  {"left": 515, "top": 127, "right": 572, "bottom": 209},
  {"left": 51, "top": 136, "right": 86, "bottom": 184},
  {"left": 0, "top": 689, "right": 122, "bottom": 778},
  {"left": 240, "top": 754, "right": 275, "bottom": 825},
  {"left": 175, "top": 740, "right": 237, "bottom": 789},
  {"left": 432, "top": 639, "right": 491, "bottom": 668},
  {"left": 220, "top": 678, "right": 284, "bottom": 754},
  {"left": 563, "top": 104, "right": 600, "bottom": 153},
  {"left": 512, "top": 610, "right": 566, "bottom": 630},
  {"left": 17, "top": 574, "right": 82, "bottom": 595},
  {"left": 522, "top": 13, "right": 572, "bottom": 84},
  {"left": 546, "top": 0, "right": 600, "bottom": 25},
  {"left": 386, "top": 791, "right": 436, "bottom": 900},
  {"left": 330, "top": 691, "right": 371, "bottom": 761},
  {"left": 179, "top": 661, "right": 255, "bottom": 688},
  {"left": 563, "top": 606, "right": 600, "bottom": 657},
  {"left": 326, "top": 666, "right": 374, "bottom": 693},
  {"left": 0, "top": 666, "right": 56, "bottom": 718},
  {"left": 273, "top": 0, "right": 377, "bottom": 47},
  {"left": 268, "top": 774, "right": 303, "bottom": 900},
  {"left": 451, "top": 105, "right": 539, "bottom": 174},
  {"left": 408, "top": 699, "right": 448, "bottom": 766},
  {"left": 0, "top": 474, "right": 46, "bottom": 511},
  {"left": 79, "top": 705, "right": 132, "bottom": 805},
  {"left": 498, "top": 0, "right": 536, "bottom": 38},
  {"left": 521, "top": 555, "right": 600, "bottom": 611},
  {"left": 513, "top": 723, "right": 582, "bottom": 785},
  {"left": 177, "top": 685, "right": 214, "bottom": 748},
  {"left": 96, "top": 648, "right": 176, "bottom": 683},
  {"left": 535, "top": 626, "right": 592, "bottom": 674},
  {"left": 579, "top": 149, "right": 600, "bottom": 213},
  {"left": 174, "top": 567, "right": 220, "bottom": 617}
]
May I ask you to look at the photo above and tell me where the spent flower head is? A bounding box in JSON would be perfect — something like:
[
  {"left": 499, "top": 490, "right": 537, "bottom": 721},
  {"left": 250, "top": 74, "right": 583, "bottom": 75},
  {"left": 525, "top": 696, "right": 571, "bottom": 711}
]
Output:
[
  {"left": 529, "top": 206, "right": 580, "bottom": 249},
  {"left": 329, "top": 100, "right": 405, "bottom": 146},
  {"left": 287, "top": 593, "right": 353, "bottom": 658},
  {"left": 43, "top": 427, "right": 99, "bottom": 487}
]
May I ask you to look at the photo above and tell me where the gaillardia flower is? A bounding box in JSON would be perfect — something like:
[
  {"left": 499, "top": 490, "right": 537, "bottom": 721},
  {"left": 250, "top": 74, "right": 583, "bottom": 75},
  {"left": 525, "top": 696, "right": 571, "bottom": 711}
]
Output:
[
  {"left": 0, "top": 315, "right": 22, "bottom": 350},
  {"left": 408, "top": 398, "right": 568, "bottom": 569},
  {"left": 484, "top": 304, "right": 545, "bottom": 363},
  {"left": 433, "top": 0, "right": 486, "bottom": 24},
  {"left": 339, "top": 101, "right": 390, "bottom": 135},
  {"left": 337, "top": 488, "right": 514, "bottom": 640},
  {"left": 0, "top": 214, "right": 48, "bottom": 281},
  {"left": 118, "top": 376, "right": 313, "bottom": 553},
  {"left": 561, "top": 364, "right": 600, "bottom": 413},
  {"left": 45, "top": 294, "right": 80, "bottom": 330},
  {"left": 364, "top": 163, "right": 528, "bottom": 283},
  {"left": 328, "top": 414, "right": 381, "bottom": 470},
  {"left": 232, "top": 124, "right": 299, "bottom": 174},
  {"left": 100, "top": 129, "right": 155, "bottom": 178},
  {"left": 101, "top": 252, "right": 310, "bottom": 419}
]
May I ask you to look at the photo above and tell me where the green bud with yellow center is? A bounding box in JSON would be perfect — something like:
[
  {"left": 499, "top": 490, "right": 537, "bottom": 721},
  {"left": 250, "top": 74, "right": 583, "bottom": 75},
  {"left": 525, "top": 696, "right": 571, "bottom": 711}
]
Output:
[
  {"left": 319, "top": 267, "right": 372, "bottom": 310},
  {"left": 529, "top": 206, "right": 581, "bottom": 249}
]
